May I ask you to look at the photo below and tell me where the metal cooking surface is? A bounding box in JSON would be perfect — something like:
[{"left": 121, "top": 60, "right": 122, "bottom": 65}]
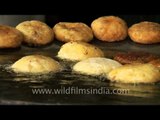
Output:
[{"left": 1, "top": 39, "right": 160, "bottom": 105}]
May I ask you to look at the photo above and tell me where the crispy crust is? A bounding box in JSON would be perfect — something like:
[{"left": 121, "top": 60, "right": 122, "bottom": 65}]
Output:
[
  {"left": 16, "top": 20, "right": 54, "bottom": 46},
  {"left": 149, "top": 59, "right": 160, "bottom": 67},
  {"left": 114, "top": 52, "right": 158, "bottom": 64},
  {"left": 128, "top": 21, "right": 160, "bottom": 44},
  {"left": 0, "top": 25, "right": 23, "bottom": 48},
  {"left": 53, "top": 22, "right": 93, "bottom": 42},
  {"left": 91, "top": 16, "right": 128, "bottom": 42}
]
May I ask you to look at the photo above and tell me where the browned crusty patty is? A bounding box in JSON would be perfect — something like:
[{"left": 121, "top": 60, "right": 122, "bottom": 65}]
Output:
[
  {"left": 53, "top": 22, "right": 93, "bottom": 42},
  {"left": 114, "top": 52, "right": 159, "bottom": 64},
  {"left": 91, "top": 16, "right": 128, "bottom": 42},
  {"left": 128, "top": 21, "right": 160, "bottom": 44},
  {"left": 0, "top": 25, "right": 23, "bottom": 48},
  {"left": 16, "top": 20, "right": 54, "bottom": 46},
  {"left": 149, "top": 59, "right": 160, "bottom": 67}
]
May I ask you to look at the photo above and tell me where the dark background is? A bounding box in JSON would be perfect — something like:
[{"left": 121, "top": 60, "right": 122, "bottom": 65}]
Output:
[{"left": 45, "top": 15, "right": 160, "bottom": 27}]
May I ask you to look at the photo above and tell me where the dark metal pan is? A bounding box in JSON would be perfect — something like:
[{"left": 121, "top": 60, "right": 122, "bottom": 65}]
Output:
[{"left": 0, "top": 38, "right": 160, "bottom": 105}]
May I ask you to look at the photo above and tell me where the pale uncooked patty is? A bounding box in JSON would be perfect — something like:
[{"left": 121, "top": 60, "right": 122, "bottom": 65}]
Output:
[
  {"left": 11, "top": 55, "right": 62, "bottom": 74},
  {"left": 107, "top": 63, "right": 160, "bottom": 84},
  {"left": 57, "top": 42, "right": 104, "bottom": 61},
  {"left": 73, "top": 57, "right": 122, "bottom": 76}
]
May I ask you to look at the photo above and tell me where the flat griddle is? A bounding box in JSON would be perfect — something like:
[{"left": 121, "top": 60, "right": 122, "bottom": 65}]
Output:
[{"left": 1, "top": 38, "right": 160, "bottom": 105}]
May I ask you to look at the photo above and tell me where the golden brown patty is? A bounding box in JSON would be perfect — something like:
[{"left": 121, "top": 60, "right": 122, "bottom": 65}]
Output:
[
  {"left": 57, "top": 42, "right": 104, "bottom": 61},
  {"left": 107, "top": 63, "right": 160, "bottom": 84},
  {"left": 128, "top": 21, "right": 160, "bottom": 44},
  {"left": 149, "top": 59, "right": 160, "bottom": 67},
  {"left": 16, "top": 20, "right": 54, "bottom": 46},
  {"left": 53, "top": 22, "right": 93, "bottom": 42},
  {"left": 11, "top": 55, "right": 62, "bottom": 74},
  {"left": 114, "top": 52, "right": 158, "bottom": 64},
  {"left": 0, "top": 25, "right": 23, "bottom": 48},
  {"left": 91, "top": 16, "right": 128, "bottom": 42}
]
